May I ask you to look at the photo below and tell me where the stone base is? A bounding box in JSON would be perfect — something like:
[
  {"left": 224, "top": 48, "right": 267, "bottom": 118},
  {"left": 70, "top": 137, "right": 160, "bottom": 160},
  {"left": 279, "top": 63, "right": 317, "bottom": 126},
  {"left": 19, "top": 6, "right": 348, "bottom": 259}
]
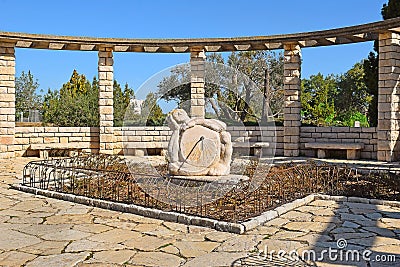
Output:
[{"left": 166, "top": 174, "right": 249, "bottom": 183}]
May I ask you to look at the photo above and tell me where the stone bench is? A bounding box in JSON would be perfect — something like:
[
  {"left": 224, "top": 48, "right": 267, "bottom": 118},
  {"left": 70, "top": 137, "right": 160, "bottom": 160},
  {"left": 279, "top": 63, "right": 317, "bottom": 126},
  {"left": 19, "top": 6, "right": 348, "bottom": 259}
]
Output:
[
  {"left": 124, "top": 142, "right": 168, "bottom": 156},
  {"left": 30, "top": 143, "right": 87, "bottom": 159},
  {"left": 232, "top": 141, "right": 270, "bottom": 156},
  {"left": 304, "top": 142, "right": 364, "bottom": 160}
]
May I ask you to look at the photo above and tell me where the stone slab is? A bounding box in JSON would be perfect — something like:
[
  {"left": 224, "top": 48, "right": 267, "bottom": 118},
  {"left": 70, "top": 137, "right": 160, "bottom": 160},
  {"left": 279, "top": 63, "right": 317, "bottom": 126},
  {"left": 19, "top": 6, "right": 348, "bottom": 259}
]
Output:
[{"left": 167, "top": 174, "right": 249, "bottom": 183}]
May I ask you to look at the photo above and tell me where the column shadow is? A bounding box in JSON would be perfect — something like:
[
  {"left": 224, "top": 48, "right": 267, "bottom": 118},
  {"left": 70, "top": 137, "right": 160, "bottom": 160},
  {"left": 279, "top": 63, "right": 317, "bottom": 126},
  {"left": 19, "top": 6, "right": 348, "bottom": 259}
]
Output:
[{"left": 306, "top": 199, "right": 400, "bottom": 266}]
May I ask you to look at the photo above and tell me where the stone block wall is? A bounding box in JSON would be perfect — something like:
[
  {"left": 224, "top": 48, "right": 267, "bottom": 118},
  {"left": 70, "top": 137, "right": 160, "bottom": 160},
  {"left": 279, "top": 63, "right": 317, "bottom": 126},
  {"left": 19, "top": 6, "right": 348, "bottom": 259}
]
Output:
[
  {"left": 13, "top": 126, "right": 376, "bottom": 159},
  {"left": 114, "top": 126, "right": 172, "bottom": 155},
  {"left": 112, "top": 126, "right": 283, "bottom": 156},
  {"left": 98, "top": 47, "right": 114, "bottom": 154},
  {"left": 283, "top": 44, "right": 301, "bottom": 156},
  {"left": 14, "top": 127, "right": 99, "bottom": 157},
  {"left": 190, "top": 49, "right": 206, "bottom": 118},
  {"left": 228, "top": 126, "right": 284, "bottom": 156},
  {"left": 377, "top": 32, "right": 400, "bottom": 161},
  {"left": 0, "top": 42, "right": 15, "bottom": 158},
  {"left": 300, "top": 127, "right": 377, "bottom": 159}
]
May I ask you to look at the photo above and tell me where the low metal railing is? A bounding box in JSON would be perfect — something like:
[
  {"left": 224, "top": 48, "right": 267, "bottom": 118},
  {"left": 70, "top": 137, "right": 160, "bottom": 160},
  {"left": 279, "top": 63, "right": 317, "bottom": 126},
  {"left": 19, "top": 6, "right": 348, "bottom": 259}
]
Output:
[{"left": 21, "top": 153, "right": 400, "bottom": 222}]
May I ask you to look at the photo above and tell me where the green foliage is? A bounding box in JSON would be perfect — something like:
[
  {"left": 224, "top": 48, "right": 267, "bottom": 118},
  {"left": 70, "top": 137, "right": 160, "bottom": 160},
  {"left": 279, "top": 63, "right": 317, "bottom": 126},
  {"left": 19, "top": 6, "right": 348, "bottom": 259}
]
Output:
[
  {"left": 60, "top": 70, "right": 90, "bottom": 97},
  {"left": 43, "top": 70, "right": 99, "bottom": 126},
  {"left": 363, "top": 52, "right": 378, "bottom": 126},
  {"left": 141, "top": 92, "right": 165, "bottom": 126},
  {"left": 15, "top": 71, "right": 42, "bottom": 120},
  {"left": 336, "top": 111, "right": 369, "bottom": 127},
  {"left": 382, "top": 0, "right": 400, "bottom": 19},
  {"left": 301, "top": 73, "right": 337, "bottom": 126},
  {"left": 157, "top": 64, "right": 191, "bottom": 113},
  {"left": 226, "top": 51, "right": 284, "bottom": 122},
  {"left": 157, "top": 51, "right": 283, "bottom": 123},
  {"left": 43, "top": 70, "right": 134, "bottom": 127},
  {"left": 336, "top": 62, "right": 371, "bottom": 114},
  {"left": 114, "top": 81, "right": 135, "bottom": 126},
  {"left": 301, "top": 63, "right": 372, "bottom": 127}
]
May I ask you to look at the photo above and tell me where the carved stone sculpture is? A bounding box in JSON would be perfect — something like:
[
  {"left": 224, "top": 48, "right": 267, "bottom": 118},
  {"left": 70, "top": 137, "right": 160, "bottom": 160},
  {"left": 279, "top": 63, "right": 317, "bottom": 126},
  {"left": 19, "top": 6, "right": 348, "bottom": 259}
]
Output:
[{"left": 166, "top": 109, "right": 232, "bottom": 176}]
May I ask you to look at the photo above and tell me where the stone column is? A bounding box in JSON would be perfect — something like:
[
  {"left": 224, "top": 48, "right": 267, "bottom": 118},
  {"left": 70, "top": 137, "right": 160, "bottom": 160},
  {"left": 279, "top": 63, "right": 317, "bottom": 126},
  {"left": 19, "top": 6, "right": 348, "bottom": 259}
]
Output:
[
  {"left": 0, "top": 42, "right": 16, "bottom": 158},
  {"left": 283, "top": 43, "right": 301, "bottom": 157},
  {"left": 98, "top": 46, "right": 114, "bottom": 154},
  {"left": 190, "top": 48, "right": 206, "bottom": 118},
  {"left": 377, "top": 31, "right": 400, "bottom": 162}
]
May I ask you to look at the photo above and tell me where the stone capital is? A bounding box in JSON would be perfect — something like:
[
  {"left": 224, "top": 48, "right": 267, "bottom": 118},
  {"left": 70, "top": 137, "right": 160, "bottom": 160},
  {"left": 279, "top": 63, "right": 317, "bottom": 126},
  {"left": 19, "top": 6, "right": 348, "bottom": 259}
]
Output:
[
  {"left": 190, "top": 48, "right": 206, "bottom": 59},
  {"left": 283, "top": 43, "right": 301, "bottom": 53},
  {"left": 0, "top": 41, "right": 16, "bottom": 49},
  {"left": 98, "top": 45, "right": 114, "bottom": 52}
]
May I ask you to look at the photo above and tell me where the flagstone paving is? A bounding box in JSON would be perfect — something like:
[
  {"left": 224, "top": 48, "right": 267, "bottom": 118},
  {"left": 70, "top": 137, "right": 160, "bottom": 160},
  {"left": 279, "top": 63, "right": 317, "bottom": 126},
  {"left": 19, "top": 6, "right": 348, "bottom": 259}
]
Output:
[{"left": 0, "top": 158, "right": 399, "bottom": 266}]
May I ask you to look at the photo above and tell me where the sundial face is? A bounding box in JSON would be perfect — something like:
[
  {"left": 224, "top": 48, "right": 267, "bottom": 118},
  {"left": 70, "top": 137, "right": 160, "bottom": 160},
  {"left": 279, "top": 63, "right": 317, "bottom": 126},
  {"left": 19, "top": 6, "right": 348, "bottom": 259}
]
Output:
[{"left": 180, "top": 125, "right": 221, "bottom": 168}]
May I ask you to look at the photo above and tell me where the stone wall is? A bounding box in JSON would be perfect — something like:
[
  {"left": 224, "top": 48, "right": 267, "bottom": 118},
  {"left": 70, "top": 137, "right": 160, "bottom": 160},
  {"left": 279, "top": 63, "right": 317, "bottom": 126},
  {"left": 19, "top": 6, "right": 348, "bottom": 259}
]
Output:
[
  {"left": 14, "top": 127, "right": 99, "bottom": 157},
  {"left": 228, "top": 126, "right": 284, "bottom": 156},
  {"left": 14, "top": 126, "right": 377, "bottom": 159},
  {"left": 300, "top": 127, "right": 377, "bottom": 159},
  {"left": 283, "top": 44, "right": 302, "bottom": 157},
  {"left": 190, "top": 49, "right": 206, "bottom": 118},
  {"left": 114, "top": 127, "right": 171, "bottom": 155},
  {"left": 98, "top": 47, "right": 114, "bottom": 154},
  {"left": 0, "top": 42, "right": 15, "bottom": 158},
  {"left": 113, "top": 126, "right": 283, "bottom": 156},
  {"left": 377, "top": 31, "right": 400, "bottom": 161}
]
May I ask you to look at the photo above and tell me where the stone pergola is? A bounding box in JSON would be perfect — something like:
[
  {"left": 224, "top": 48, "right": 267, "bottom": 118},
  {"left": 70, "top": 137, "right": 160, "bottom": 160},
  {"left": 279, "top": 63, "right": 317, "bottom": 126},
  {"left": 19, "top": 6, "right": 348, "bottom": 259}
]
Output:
[{"left": 2, "top": 18, "right": 400, "bottom": 161}]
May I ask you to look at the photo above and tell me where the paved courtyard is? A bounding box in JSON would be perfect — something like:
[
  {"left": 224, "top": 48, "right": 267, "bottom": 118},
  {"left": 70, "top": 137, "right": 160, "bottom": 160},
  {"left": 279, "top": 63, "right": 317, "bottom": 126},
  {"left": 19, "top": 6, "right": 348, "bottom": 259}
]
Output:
[{"left": 0, "top": 158, "right": 399, "bottom": 267}]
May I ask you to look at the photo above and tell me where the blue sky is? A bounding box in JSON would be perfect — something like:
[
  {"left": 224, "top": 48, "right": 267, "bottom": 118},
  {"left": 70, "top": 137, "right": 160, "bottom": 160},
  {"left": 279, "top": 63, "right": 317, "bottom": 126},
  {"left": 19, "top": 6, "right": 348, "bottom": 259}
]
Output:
[{"left": 0, "top": 0, "right": 387, "bottom": 100}]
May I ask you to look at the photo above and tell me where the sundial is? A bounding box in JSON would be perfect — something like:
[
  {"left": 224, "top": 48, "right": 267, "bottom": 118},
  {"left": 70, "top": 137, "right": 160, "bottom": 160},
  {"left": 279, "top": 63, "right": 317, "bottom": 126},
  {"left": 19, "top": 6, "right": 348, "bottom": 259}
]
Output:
[
  {"left": 166, "top": 109, "right": 233, "bottom": 177},
  {"left": 179, "top": 125, "right": 221, "bottom": 169}
]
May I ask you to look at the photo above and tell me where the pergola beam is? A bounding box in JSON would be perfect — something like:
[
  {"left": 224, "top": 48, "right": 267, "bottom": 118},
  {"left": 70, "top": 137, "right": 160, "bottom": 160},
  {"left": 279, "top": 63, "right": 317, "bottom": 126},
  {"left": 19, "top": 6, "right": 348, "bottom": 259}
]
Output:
[
  {"left": 2, "top": 18, "right": 400, "bottom": 53},
  {"left": 49, "top": 42, "right": 65, "bottom": 50}
]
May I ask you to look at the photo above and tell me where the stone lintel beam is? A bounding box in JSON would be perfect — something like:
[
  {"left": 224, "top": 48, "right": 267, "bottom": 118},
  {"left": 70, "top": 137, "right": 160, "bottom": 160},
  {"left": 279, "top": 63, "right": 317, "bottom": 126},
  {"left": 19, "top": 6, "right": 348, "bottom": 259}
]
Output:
[{"left": 3, "top": 18, "right": 400, "bottom": 53}]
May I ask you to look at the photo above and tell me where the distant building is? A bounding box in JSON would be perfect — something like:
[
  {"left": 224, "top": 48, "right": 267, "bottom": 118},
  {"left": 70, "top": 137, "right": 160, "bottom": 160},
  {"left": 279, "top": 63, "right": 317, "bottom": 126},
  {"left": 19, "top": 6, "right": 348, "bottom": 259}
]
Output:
[
  {"left": 131, "top": 99, "right": 144, "bottom": 114},
  {"left": 18, "top": 110, "right": 42, "bottom": 122}
]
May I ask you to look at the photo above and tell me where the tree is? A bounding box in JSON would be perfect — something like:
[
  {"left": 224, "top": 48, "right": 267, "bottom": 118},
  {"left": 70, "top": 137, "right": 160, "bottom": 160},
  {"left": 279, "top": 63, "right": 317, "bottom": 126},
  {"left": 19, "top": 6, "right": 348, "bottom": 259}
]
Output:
[
  {"left": 60, "top": 69, "right": 90, "bottom": 96},
  {"left": 157, "top": 64, "right": 191, "bottom": 112},
  {"left": 335, "top": 63, "right": 371, "bottom": 114},
  {"left": 113, "top": 81, "right": 134, "bottom": 126},
  {"left": 42, "top": 89, "right": 60, "bottom": 125},
  {"left": 43, "top": 70, "right": 135, "bottom": 127},
  {"left": 301, "top": 73, "right": 338, "bottom": 126},
  {"left": 363, "top": 51, "right": 378, "bottom": 126},
  {"left": 382, "top": 0, "right": 400, "bottom": 19},
  {"left": 363, "top": 0, "right": 400, "bottom": 126},
  {"left": 15, "top": 71, "right": 42, "bottom": 120},
  {"left": 157, "top": 51, "right": 283, "bottom": 124},
  {"left": 301, "top": 63, "right": 372, "bottom": 127},
  {"left": 335, "top": 62, "right": 371, "bottom": 127},
  {"left": 43, "top": 70, "right": 99, "bottom": 126},
  {"left": 141, "top": 92, "right": 165, "bottom": 126},
  {"left": 226, "top": 51, "right": 284, "bottom": 122}
]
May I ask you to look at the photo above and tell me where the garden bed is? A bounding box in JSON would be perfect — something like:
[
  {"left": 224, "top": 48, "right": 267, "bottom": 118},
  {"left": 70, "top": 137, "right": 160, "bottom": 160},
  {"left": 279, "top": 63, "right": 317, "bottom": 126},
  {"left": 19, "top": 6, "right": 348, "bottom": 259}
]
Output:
[{"left": 17, "top": 153, "right": 400, "bottom": 233}]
